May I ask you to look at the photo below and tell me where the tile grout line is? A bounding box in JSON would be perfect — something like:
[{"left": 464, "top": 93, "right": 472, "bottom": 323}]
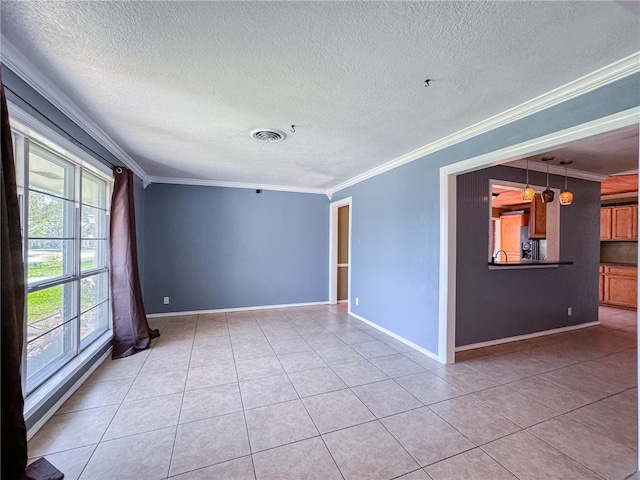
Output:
[
  {"left": 255, "top": 308, "right": 347, "bottom": 480},
  {"left": 163, "top": 314, "right": 198, "bottom": 479},
  {"left": 77, "top": 321, "right": 172, "bottom": 479},
  {"left": 228, "top": 310, "right": 259, "bottom": 480},
  {"left": 521, "top": 430, "right": 609, "bottom": 480}
]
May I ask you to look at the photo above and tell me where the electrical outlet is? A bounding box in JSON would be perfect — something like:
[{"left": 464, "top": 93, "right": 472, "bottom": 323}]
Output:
[
  {"left": 567, "top": 307, "right": 572, "bottom": 316},
  {"left": 355, "top": 297, "right": 359, "bottom": 306},
  {"left": 164, "top": 296, "right": 170, "bottom": 305}
]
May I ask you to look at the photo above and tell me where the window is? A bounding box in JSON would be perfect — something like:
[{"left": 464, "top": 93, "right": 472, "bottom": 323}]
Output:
[
  {"left": 489, "top": 179, "right": 560, "bottom": 265},
  {"left": 11, "top": 116, "right": 113, "bottom": 394}
]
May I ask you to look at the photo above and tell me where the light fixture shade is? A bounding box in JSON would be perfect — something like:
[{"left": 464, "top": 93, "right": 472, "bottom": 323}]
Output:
[
  {"left": 559, "top": 160, "right": 573, "bottom": 206},
  {"left": 559, "top": 190, "right": 574, "bottom": 205},
  {"left": 520, "top": 186, "right": 535, "bottom": 202},
  {"left": 541, "top": 188, "right": 555, "bottom": 203}
]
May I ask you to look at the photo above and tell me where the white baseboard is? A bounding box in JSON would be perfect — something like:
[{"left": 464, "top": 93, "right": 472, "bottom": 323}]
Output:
[
  {"left": 455, "top": 321, "right": 600, "bottom": 352},
  {"left": 26, "top": 345, "right": 112, "bottom": 440},
  {"left": 337, "top": 300, "right": 348, "bottom": 304},
  {"left": 348, "top": 310, "right": 441, "bottom": 362},
  {"left": 147, "top": 300, "right": 330, "bottom": 318}
]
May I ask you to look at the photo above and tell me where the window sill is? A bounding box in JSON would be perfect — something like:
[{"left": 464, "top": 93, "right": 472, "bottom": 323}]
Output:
[{"left": 25, "top": 331, "right": 112, "bottom": 436}]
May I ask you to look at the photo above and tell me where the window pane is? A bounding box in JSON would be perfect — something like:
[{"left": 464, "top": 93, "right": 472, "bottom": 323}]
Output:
[
  {"left": 28, "top": 191, "right": 74, "bottom": 238},
  {"left": 28, "top": 240, "right": 74, "bottom": 284},
  {"left": 80, "top": 302, "right": 109, "bottom": 346},
  {"left": 81, "top": 239, "right": 108, "bottom": 272},
  {"left": 26, "top": 322, "right": 74, "bottom": 387},
  {"left": 81, "top": 205, "right": 107, "bottom": 239},
  {"left": 81, "top": 272, "right": 109, "bottom": 314},
  {"left": 82, "top": 171, "right": 107, "bottom": 209},
  {"left": 27, "top": 283, "right": 77, "bottom": 340},
  {"left": 29, "top": 143, "right": 74, "bottom": 199}
]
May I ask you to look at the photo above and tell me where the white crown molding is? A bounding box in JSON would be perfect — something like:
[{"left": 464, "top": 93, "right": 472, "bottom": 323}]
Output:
[
  {"left": 611, "top": 169, "right": 639, "bottom": 176},
  {"left": 439, "top": 107, "right": 640, "bottom": 177},
  {"left": 8, "top": 101, "right": 113, "bottom": 179},
  {"left": 601, "top": 192, "right": 638, "bottom": 201},
  {"left": 1, "top": 36, "right": 150, "bottom": 185},
  {"left": 148, "top": 175, "right": 329, "bottom": 196},
  {"left": 505, "top": 159, "right": 607, "bottom": 182},
  {"left": 329, "top": 52, "right": 640, "bottom": 196}
]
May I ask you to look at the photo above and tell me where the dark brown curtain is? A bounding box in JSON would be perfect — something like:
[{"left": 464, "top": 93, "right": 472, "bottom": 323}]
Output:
[
  {"left": 1, "top": 77, "right": 28, "bottom": 480},
  {"left": 110, "top": 167, "right": 159, "bottom": 359}
]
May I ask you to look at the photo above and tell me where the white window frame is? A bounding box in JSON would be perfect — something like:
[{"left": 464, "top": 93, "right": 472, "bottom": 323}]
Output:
[{"left": 8, "top": 102, "right": 114, "bottom": 418}]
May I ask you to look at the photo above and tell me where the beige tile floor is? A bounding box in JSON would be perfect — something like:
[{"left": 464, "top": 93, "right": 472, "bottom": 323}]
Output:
[{"left": 27, "top": 304, "right": 638, "bottom": 479}]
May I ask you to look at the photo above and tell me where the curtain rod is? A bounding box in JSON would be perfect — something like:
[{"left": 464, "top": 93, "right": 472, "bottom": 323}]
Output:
[{"left": 3, "top": 84, "right": 119, "bottom": 171}]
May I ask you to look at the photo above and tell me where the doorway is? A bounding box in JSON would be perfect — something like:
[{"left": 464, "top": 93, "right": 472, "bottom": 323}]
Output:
[
  {"left": 439, "top": 111, "right": 639, "bottom": 471},
  {"left": 329, "top": 197, "right": 352, "bottom": 306},
  {"left": 439, "top": 108, "right": 639, "bottom": 365}
]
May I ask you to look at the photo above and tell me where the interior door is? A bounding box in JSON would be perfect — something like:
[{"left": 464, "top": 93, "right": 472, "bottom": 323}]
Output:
[{"left": 337, "top": 205, "right": 349, "bottom": 302}]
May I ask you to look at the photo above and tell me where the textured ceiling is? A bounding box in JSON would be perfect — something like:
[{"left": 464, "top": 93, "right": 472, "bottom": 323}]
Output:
[
  {"left": 510, "top": 126, "right": 640, "bottom": 177},
  {"left": 1, "top": 1, "right": 639, "bottom": 190}
]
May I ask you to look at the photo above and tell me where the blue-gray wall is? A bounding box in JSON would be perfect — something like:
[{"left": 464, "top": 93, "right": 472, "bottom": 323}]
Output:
[
  {"left": 134, "top": 176, "right": 146, "bottom": 292},
  {"left": 330, "top": 163, "right": 438, "bottom": 350},
  {"left": 143, "top": 184, "right": 330, "bottom": 313},
  {"left": 331, "top": 73, "right": 640, "bottom": 356},
  {"left": 456, "top": 166, "right": 601, "bottom": 346}
]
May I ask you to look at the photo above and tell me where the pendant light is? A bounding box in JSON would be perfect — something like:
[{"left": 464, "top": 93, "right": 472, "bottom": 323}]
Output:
[
  {"left": 541, "top": 156, "right": 555, "bottom": 203},
  {"left": 559, "top": 160, "right": 574, "bottom": 206},
  {"left": 520, "top": 158, "right": 535, "bottom": 202}
]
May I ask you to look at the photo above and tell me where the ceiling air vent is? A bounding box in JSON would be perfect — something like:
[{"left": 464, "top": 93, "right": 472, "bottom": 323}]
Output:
[{"left": 250, "top": 129, "right": 286, "bottom": 143}]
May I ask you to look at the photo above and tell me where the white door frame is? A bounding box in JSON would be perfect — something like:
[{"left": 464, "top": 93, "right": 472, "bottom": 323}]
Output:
[
  {"left": 438, "top": 107, "right": 640, "bottom": 364},
  {"left": 329, "top": 197, "right": 352, "bottom": 305}
]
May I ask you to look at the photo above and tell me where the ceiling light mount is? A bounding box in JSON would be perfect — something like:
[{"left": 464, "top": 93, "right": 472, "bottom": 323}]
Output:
[{"left": 250, "top": 129, "right": 287, "bottom": 143}]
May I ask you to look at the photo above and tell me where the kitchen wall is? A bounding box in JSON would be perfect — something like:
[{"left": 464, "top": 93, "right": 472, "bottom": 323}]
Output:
[
  {"left": 601, "top": 241, "right": 638, "bottom": 265},
  {"left": 144, "top": 184, "right": 329, "bottom": 313},
  {"left": 456, "top": 165, "right": 601, "bottom": 346}
]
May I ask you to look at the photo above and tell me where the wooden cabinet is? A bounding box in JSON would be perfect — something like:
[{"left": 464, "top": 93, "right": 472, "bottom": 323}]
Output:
[
  {"left": 612, "top": 206, "right": 634, "bottom": 240},
  {"left": 601, "top": 205, "right": 638, "bottom": 241},
  {"left": 499, "top": 213, "right": 528, "bottom": 261},
  {"left": 598, "top": 265, "right": 605, "bottom": 303},
  {"left": 529, "top": 194, "right": 546, "bottom": 239},
  {"left": 601, "top": 265, "right": 637, "bottom": 310},
  {"left": 600, "top": 208, "right": 612, "bottom": 240}
]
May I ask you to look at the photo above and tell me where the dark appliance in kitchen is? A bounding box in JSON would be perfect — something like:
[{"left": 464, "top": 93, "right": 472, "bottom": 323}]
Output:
[{"left": 521, "top": 226, "right": 543, "bottom": 260}]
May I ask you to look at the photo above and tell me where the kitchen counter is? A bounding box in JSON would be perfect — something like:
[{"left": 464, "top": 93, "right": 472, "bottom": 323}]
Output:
[{"left": 488, "top": 260, "right": 573, "bottom": 270}]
